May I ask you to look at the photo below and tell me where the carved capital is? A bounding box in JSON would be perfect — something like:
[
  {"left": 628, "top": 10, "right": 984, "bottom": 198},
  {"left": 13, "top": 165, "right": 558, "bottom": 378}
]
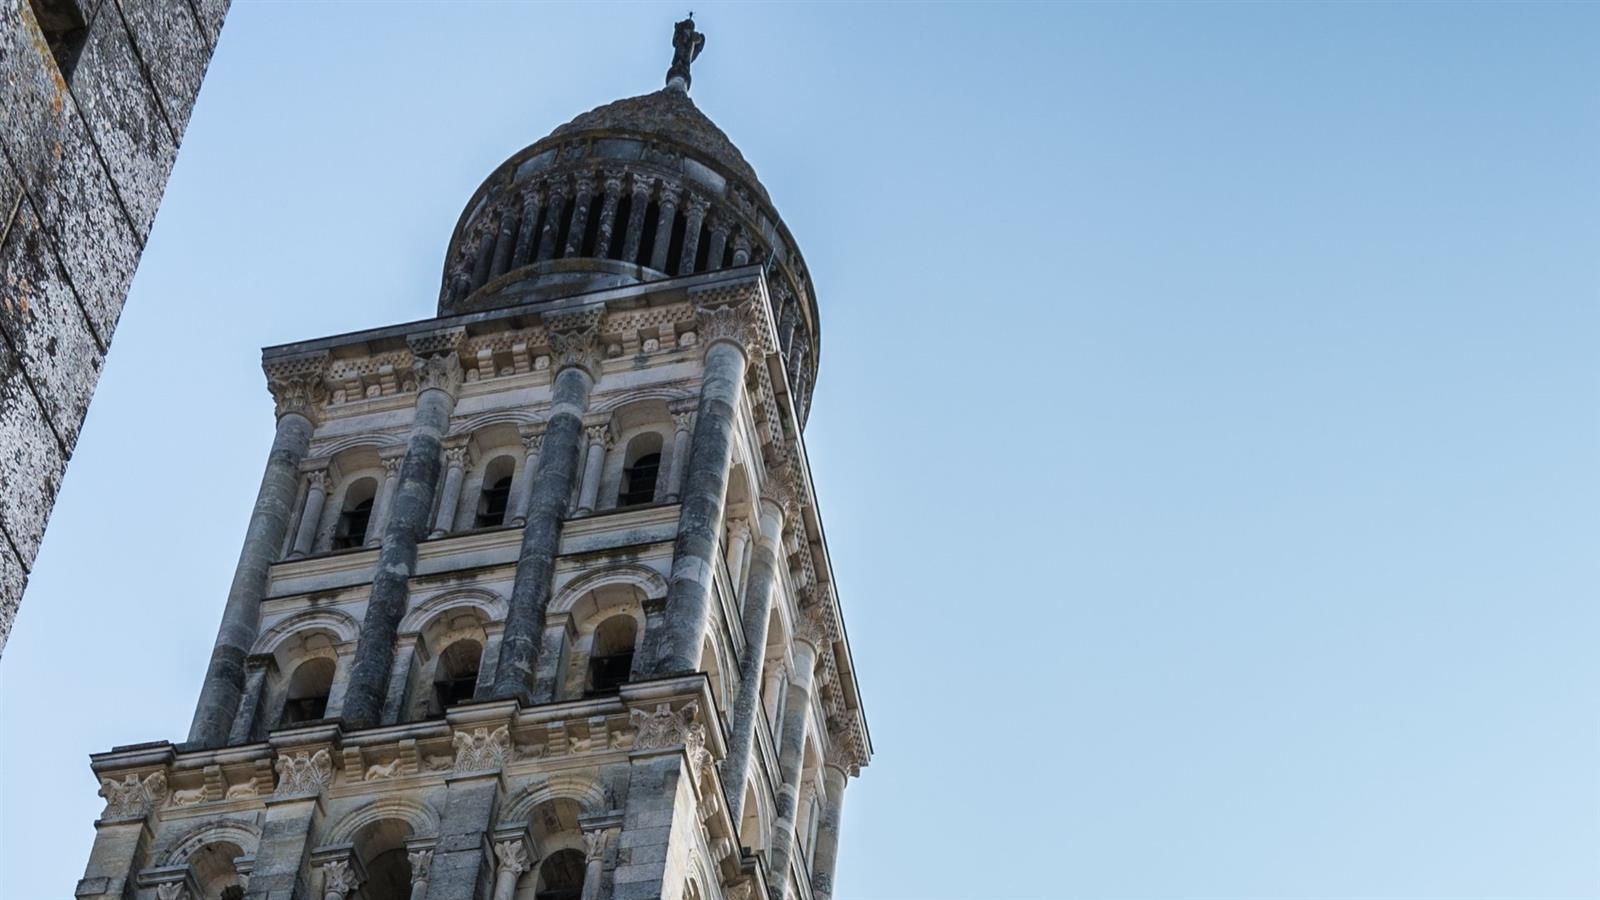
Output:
[
  {"left": 693, "top": 299, "right": 762, "bottom": 359},
  {"left": 543, "top": 309, "right": 604, "bottom": 378},
  {"left": 630, "top": 175, "right": 656, "bottom": 198},
  {"left": 452, "top": 725, "right": 511, "bottom": 772},
  {"left": 602, "top": 169, "right": 626, "bottom": 193},
  {"left": 443, "top": 443, "right": 473, "bottom": 470},
  {"left": 630, "top": 700, "right": 702, "bottom": 754},
  {"left": 760, "top": 463, "right": 799, "bottom": 520},
  {"left": 407, "top": 849, "right": 433, "bottom": 881},
  {"left": 685, "top": 194, "right": 711, "bottom": 219},
  {"left": 268, "top": 374, "right": 328, "bottom": 422},
  {"left": 671, "top": 408, "right": 696, "bottom": 433},
  {"left": 493, "top": 838, "right": 531, "bottom": 875},
  {"left": 411, "top": 353, "right": 463, "bottom": 398},
  {"left": 582, "top": 828, "right": 611, "bottom": 862},
  {"left": 584, "top": 423, "right": 615, "bottom": 447},
  {"left": 273, "top": 749, "right": 333, "bottom": 796},
  {"left": 521, "top": 430, "right": 545, "bottom": 455},
  {"left": 154, "top": 883, "right": 190, "bottom": 900},
  {"left": 320, "top": 858, "right": 362, "bottom": 897},
  {"left": 380, "top": 454, "right": 405, "bottom": 477},
  {"left": 97, "top": 770, "right": 167, "bottom": 821},
  {"left": 794, "top": 606, "right": 833, "bottom": 652}
]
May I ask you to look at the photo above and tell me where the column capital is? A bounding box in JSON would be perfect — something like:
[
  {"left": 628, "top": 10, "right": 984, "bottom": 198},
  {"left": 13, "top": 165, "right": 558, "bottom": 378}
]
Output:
[
  {"left": 693, "top": 298, "right": 764, "bottom": 360},
  {"left": 520, "top": 427, "right": 546, "bottom": 454},
  {"left": 794, "top": 606, "right": 833, "bottom": 652},
  {"left": 726, "top": 517, "right": 752, "bottom": 544},
  {"left": 407, "top": 848, "right": 433, "bottom": 881},
  {"left": 265, "top": 351, "right": 331, "bottom": 422},
  {"left": 492, "top": 836, "right": 532, "bottom": 876},
  {"left": 581, "top": 827, "right": 612, "bottom": 862},
  {"left": 657, "top": 180, "right": 682, "bottom": 206},
  {"left": 96, "top": 769, "right": 168, "bottom": 822},
  {"left": 443, "top": 442, "right": 474, "bottom": 470},
  {"left": 629, "top": 174, "right": 656, "bottom": 198},
  {"left": 583, "top": 420, "right": 615, "bottom": 447},
  {"left": 542, "top": 307, "right": 604, "bottom": 378},
  {"left": 685, "top": 193, "right": 711, "bottom": 218},
  {"left": 380, "top": 453, "right": 405, "bottom": 477},
  {"left": 602, "top": 168, "right": 627, "bottom": 193}
]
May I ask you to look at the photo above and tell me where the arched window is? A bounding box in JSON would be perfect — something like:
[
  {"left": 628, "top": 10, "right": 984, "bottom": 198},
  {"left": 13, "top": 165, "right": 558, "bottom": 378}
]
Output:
[
  {"left": 586, "top": 616, "right": 636, "bottom": 695},
  {"left": 332, "top": 477, "right": 379, "bottom": 550},
  {"left": 536, "top": 849, "right": 586, "bottom": 900},
  {"left": 617, "top": 433, "right": 663, "bottom": 507},
  {"left": 280, "top": 657, "right": 335, "bottom": 726},
  {"left": 475, "top": 455, "right": 518, "bottom": 528},
  {"left": 433, "top": 639, "right": 483, "bottom": 712}
]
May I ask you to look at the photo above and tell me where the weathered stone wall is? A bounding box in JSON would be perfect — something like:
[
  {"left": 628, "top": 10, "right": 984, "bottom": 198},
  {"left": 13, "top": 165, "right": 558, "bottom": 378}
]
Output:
[{"left": 0, "top": 0, "right": 226, "bottom": 654}]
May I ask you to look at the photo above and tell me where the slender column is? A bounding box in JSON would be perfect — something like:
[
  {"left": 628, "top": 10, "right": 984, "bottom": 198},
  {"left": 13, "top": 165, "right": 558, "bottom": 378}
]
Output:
[
  {"left": 648, "top": 182, "right": 680, "bottom": 272},
  {"left": 340, "top": 342, "right": 463, "bottom": 729},
  {"left": 663, "top": 406, "right": 694, "bottom": 502},
  {"left": 732, "top": 230, "right": 752, "bottom": 267},
  {"left": 644, "top": 298, "right": 762, "bottom": 676},
  {"left": 511, "top": 188, "right": 543, "bottom": 269},
  {"left": 491, "top": 208, "right": 519, "bottom": 277},
  {"left": 407, "top": 849, "right": 434, "bottom": 900},
  {"left": 228, "top": 654, "right": 277, "bottom": 744},
  {"left": 507, "top": 427, "right": 544, "bottom": 526},
  {"left": 574, "top": 423, "right": 611, "bottom": 516},
  {"left": 535, "top": 183, "right": 569, "bottom": 262},
  {"left": 288, "top": 469, "right": 330, "bottom": 558},
  {"left": 721, "top": 472, "right": 793, "bottom": 825},
  {"left": 430, "top": 443, "right": 472, "bottom": 538},
  {"left": 704, "top": 213, "right": 730, "bottom": 270},
  {"left": 491, "top": 839, "right": 530, "bottom": 900},
  {"left": 724, "top": 518, "right": 752, "bottom": 593},
  {"left": 578, "top": 829, "right": 612, "bottom": 900},
  {"left": 471, "top": 224, "right": 496, "bottom": 288},
  {"left": 679, "top": 196, "right": 709, "bottom": 275},
  {"left": 593, "top": 171, "right": 624, "bottom": 259},
  {"left": 490, "top": 314, "right": 600, "bottom": 703},
  {"left": 564, "top": 175, "right": 596, "bottom": 258},
  {"left": 367, "top": 454, "right": 403, "bottom": 548},
  {"left": 621, "top": 176, "right": 654, "bottom": 264},
  {"left": 809, "top": 755, "right": 850, "bottom": 900},
  {"left": 189, "top": 364, "right": 323, "bottom": 748},
  {"left": 765, "top": 613, "right": 829, "bottom": 893}
]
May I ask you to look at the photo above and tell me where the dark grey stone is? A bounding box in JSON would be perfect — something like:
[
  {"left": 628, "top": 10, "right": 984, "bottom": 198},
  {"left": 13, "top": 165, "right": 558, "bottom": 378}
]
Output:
[
  {"left": 0, "top": 334, "right": 64, "bottom": 563},
  {"left": 115, "top": 0, "right": 211, "bottom": 138}
]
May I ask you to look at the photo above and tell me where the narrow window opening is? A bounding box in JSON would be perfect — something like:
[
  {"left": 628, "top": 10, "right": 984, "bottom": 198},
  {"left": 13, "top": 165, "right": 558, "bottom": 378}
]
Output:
[
  {"left": 638, "top": 200, "right": 661, "bottom": 266},
  {"left": 693, "top": 224, "right": 712, "bottom": 273},
  {"left": 586, "top": 616, "right": 637, "bottom": 695},
  {"left": 579, "top": 193, "right": 604, "bottom": 257},
  {"left": 332, "top": 498, "right": 373, "bottom": 550},
  {"left": 476, "top": 475, "right": 513, "bottom": 528},
  {"left": 536, "top": 849, "right": 587, "bottom": 900},
  {"left": 280, "top": 657, "right": 335, "bottom": 726},
  {"left": 433, "top": 639, "right": 483, "bottom": 713},
  {"left": 664, "top": 211, "right": 688, "bottom": 275},
  {"left": 609, "top": 196, "right": 633, "bottom": 259},
  {"left": 618, "top": 453, "right": 660, "bottom": 507},
  {"left": 28, "top": 0, "right": 88, "bottom": 80},
  {"left": 555, "top": 196, "right": 576, "bottom": 259}
]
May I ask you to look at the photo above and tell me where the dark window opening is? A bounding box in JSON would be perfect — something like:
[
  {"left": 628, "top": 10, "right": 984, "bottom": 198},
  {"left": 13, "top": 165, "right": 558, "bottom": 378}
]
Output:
[
  {"left": 693, "top": 224, "right": 712, "bottom": 273},
  {"left": 579, "top": 193, "right": 604, "bottom": 257},
  {"left": 280, "top": 694, "right": 328, "bottom": 725},
  {"left": 332, "top": 498, "right": 374, "bottom": 550},
  {"left": 432, "top": 639, "right": 482, "bottom": 714},
  {"left": 609, "top": 196, "right": 632, "bottom": 260},
  {"left": 537, "top": 849, "right": 587, "bottom": 900},
  {"left": 664, "top": 212, "right": 688, "bottom": 275},
  {"left": 638, "top": 201, "right": 662, "bottom": 267},
  {"left": 618, "top": 453, "right": 660, "bottom": 507},
  {"left": 28, "top": 0, "right": 88, "bottom": 80},
  {"left": 587, "top": 616, "right": 637, "bottom": 696},
  {"left": 476, "top": 475, "right": 513, "bottom": 528},
  {"left": 279, "top": 657, "right": 335, "bottom": 727},
  {"left": 555, "top": 197, "right": 576, "bottom": 259},
  {"left": 721, "top": 237, "right": 736, "bottom": 269}
]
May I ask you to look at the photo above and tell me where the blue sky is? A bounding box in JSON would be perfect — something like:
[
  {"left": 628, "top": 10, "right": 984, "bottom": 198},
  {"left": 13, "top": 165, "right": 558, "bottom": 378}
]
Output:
[{"left": 3, "top": 2, "right": 1597, "bottom": 898}]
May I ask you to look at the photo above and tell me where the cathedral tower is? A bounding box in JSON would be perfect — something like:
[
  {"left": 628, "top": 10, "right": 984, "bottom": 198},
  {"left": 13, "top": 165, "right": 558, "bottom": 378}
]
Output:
[{"left": 77, "top": 21, "right": 870, "bottom": 900}]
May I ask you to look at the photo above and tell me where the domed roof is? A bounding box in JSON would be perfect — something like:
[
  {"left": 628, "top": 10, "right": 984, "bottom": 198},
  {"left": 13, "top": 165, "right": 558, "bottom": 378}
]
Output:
[{"left": 548, "top": 87, "right": 769, "bottom": 204}]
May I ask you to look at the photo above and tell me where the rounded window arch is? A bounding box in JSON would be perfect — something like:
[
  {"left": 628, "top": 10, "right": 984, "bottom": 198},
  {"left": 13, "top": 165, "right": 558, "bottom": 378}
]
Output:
[
  {"left": 280, "top": 657, "right": 335, "bottom": 726},
  {"left": 586, "top": 615, "right": 637, "bottom": 695},
  {"left": 350, "top": 816, "right": 417, "bottom": 899},
  {"left": 332, "top": 476, "right": 378, "bottom": 550},
  {"left": 617, "top": 433, "right": 663, "bottom": 507},
  {"left": 190, "top": 839, "right": 246, "bottom": 898},
  {"left": 475, "top": 454, "right": 518, "bottom": 528},
  {"left": 408, "top": 606, "right": 491, "bottom": 722}
]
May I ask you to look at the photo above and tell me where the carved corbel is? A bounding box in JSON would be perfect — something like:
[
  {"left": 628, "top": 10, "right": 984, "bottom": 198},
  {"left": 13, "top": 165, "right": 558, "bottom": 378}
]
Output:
[
  {"left": 542, "top": 306, "right": 605, "bottom": 379},
  {"left": 265, "top": 351, "right": 331, "bottom": 423}
]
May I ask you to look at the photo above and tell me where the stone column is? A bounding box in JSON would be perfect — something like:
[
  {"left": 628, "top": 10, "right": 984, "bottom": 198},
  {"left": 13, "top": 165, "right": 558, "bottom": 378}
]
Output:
[
  {"left": 578, "top": 828, "right": 612, "bottom": 900},
  {"left": 189, "top": 359, "right": 325, "bottom": 748},
  {"left": 724, "top": 517, "right": 752, "bottom": 595},
  {"left": 564, "top": 175, "right": 596, "bottom": 258},
  {"left": 705, "top": 213, "right": 730, "bottom": 271},
  {"left": 491, "top": 208, "right": 519, "bottom": 278},
  {"left": 644, "top": 296, "right": 762, "bottom": 676},
  {"left": 536, "top": 183, "right": 569, "bottom": 262},
  {"left": 679, "top": 196, "right": 709, "bottom": 275},
  {"left": 764, "top": 611, "right": 830, "bottom": 893},
  {"left": 808, "top": 754, "right": 850, "bottom": 900},
  {"left": 340, "top": 336, "right": 463, "bottom": 729},
  {"left": 621, "top": 176, "right": 654, "bottom": 264},
  {"left": 471, "top": 223, "right": 496, "bottom": 288},
  {"left": 491, "top": 838, "right": 531, "bottom": 900},
  {"left": 407, "top": 848, "right": 434, "bottom": 900},
  {"left": 512, "top": 188, "right": 544, "bottom": 270},
  {"left": 425, "top": 773, "right": 502, "bottom": 900},
  {"left": 288, "top": 468, "right": 330, "bottom": 558},
  {"left": 648, "top": 182, "right": 680, "bottom": 272},
  {"left": 721, "top": 471, "right": 793, "bottom": 825},
  {"left": 507, "top": 426, "right": 544, "bottom": 526},
  {"left": 574, "top": 423, "right": 612, "bottom": 516},
  {"left": 367, "top": 454, "right": 404, "bottom": 548},
  {"left": 228, "top": 654, "right": 277, "bottom": 744},
  {"left": 663, "top": 405, "right": 695, "bottom": 502},
  {"left": 430, "top": 443, "right": 472, "bottom": 538},
  {"left": 594, "top": 171, "right": 624, "bottom": 259},
  {"left": 490, "top": 312, "right": 601, "bottom": 704}
]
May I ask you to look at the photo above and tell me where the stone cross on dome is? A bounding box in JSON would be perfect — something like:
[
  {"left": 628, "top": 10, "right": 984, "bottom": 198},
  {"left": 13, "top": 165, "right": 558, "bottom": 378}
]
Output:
[{"left": 666, "top": 16, "right": 705, "bottom": 92}]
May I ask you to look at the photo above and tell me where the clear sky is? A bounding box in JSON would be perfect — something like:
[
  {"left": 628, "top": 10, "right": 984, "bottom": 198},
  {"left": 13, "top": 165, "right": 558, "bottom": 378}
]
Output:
[{"left": 2, "top": 2, "right": 1597, "bottom": 898}]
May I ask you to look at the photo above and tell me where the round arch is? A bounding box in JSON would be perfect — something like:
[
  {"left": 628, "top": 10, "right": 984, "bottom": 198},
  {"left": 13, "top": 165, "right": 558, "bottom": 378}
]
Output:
[
  {"left": 400, "top": 587, "right": 508, "bottom": 633},
  {"left": 498, "top": 775, "right": 610, "bottom": 827},
  {"left": 549, "top": 564, "right": 668, "bottom": 617},
  {"left": 158, "top": 819, "right": 260, "bottom": 868},
  {"left": 252, "top": 608, "right": 360, "bottom": 655},
  {"left": 324, "top": 797, "right": 441, "bottom": 846}
]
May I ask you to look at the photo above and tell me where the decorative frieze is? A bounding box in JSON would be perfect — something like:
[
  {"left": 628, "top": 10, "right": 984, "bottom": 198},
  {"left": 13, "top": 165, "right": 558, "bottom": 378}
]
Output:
[
  {"left": 273, "top": 749, "right": 334, "bottom": 796},
  {"left": 452, "top": 725, "right": 512, "bottom": 772}
]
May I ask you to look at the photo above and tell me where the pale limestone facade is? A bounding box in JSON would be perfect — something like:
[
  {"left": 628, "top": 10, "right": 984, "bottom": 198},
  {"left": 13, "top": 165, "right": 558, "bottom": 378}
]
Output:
[{"left": 78, "top": 23, "right": 869, "bottom": 900}]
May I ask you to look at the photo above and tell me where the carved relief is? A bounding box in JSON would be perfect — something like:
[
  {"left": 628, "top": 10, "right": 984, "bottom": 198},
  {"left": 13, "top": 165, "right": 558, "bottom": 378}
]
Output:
[
  {"left": 583, "top": 828, "right": 610, "bottom": 862},
  {"left": 493, "top": 838, "right": 531, "bottom": 876},
  {"left": 412, "top": 353, "right": 463, "bottom": 397},
  {"left": 169, "top": 786, "right": 206, "bottom": 808},
  {"left": 630, "top": 700, "right": 700, "bottom": 752},
  {"left": 320, "top": 859, "right": 362, "bottom": 897},
  {"left": 154, "top": 883, "right": 190, "bottom": 900},
  {"left": 364, "top": 759, "right": 403, "bottom": 781},
  {"left": 408, "top": 848, "right": 434, "bottom": 881},
  {"left": 97, "top": 770, "right": 167, "bottom": 820},
  {"left": 273, "top": 749, "right": 333, "bottom": 796},
  {"left": 693, "top": 299, "right": 762, "bottom": 357},
  {"left": 452, "top": 725, "right": 512, "bottom": 772}
]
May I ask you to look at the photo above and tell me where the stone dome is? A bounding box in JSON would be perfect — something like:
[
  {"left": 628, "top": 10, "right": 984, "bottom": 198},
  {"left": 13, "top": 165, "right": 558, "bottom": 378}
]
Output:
[{"left": 435, "top": 78, "right": 822, "bottom": 424}]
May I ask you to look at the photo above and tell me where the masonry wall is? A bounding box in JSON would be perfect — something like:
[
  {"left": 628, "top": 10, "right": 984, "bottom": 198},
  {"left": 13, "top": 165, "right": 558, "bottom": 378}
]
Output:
[{"left": 0, "top": 0, "right": 227, "bottom": 653}]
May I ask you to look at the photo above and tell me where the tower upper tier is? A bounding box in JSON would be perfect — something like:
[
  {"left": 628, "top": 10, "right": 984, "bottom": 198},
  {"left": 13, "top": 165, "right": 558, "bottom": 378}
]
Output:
[{"left": 436, "top": 63, "right": 822, "bottom": 423}]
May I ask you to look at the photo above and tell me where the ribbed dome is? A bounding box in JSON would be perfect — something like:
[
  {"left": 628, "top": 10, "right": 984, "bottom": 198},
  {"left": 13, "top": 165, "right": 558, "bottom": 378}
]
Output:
[{"left": 549, "top": 89, "right": 768, "bottom": 204}]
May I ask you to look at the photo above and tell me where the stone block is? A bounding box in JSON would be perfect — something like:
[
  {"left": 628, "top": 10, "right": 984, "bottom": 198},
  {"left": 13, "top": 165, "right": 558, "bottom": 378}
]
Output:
[
  {"left": 114, "top": 0, "right": 210, "bottom": 138},
  {"left": 0, "top": 195, "right": 105, "bottom": 452},
  {"left": 0, "top": 535, "right": 24, "bottom": 656},
  {"left": 190, "top": 0, "right": 228, "bottom": 50},
  {"left": 0, "top": 0, "right": 72, "bottom": 193},
  {"left": 67, "top": 0, "right": 178, "bottom": 237},
  {"left": 0, "top": 335, "right": 65, "bottom": 562}
]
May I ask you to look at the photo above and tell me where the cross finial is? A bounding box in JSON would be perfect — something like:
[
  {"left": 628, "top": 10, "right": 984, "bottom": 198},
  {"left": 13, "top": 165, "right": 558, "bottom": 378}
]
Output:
[{"left": 666, "top": 17, "right": 705, "bottom": 93}]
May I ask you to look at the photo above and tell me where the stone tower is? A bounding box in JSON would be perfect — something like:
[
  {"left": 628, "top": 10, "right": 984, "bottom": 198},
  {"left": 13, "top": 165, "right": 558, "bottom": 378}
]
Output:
[{"left": 75, "top": 20, "right": 870, "bottom": 900}]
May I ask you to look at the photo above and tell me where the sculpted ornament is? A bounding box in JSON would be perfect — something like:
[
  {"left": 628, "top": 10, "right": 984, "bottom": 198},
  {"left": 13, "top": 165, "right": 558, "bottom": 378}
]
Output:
[
  {"left": 412, "top": 353, "right": 463, "bottom": 397},
  {"left": 583, "top": 828, "right": 610, "bottom": 862},
  {"left": 98, "top": 770, "right": 167, "bottom": 820},
  {"left": 268, "top": 375, "right": 328, "bottom": 422},
  {"left": 321, "top": 859, "right": 362, "bottom": 897},
  {"left": 452, "top": 725, "right": 512, "bottom": 772},
  {"left": 408, "top": 848, "right": 434, "bottom": 880},
  {"left": 693, "top": 299, "right": 762, "bottom": 357},
  {"left": 273, "top": 749, "right": 334, "bottom": 796},
  {"left": 154, "top": 884, "right": 190, "bottom": 900},
  {"left": 795, "top": 605, "right": 833, "bottom": 651},
  {"left": 169, "top": 786, "right": 206, "bottom": 808},
  {"left": 493, "top": 838, "right": 531, "bottom": 875}
]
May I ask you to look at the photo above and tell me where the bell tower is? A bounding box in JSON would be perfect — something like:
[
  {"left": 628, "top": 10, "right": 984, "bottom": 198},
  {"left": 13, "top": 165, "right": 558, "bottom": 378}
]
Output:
[{"left": 77, "top": 20, "right": 869, "bottom": 900}]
